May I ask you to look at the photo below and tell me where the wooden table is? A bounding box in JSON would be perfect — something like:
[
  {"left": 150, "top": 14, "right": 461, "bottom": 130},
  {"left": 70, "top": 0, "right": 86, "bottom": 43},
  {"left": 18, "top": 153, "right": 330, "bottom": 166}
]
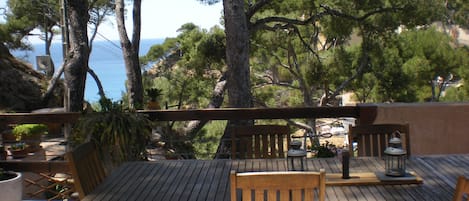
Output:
[{"left": 82, "top": 154, "right": 469, "bottom": 201}]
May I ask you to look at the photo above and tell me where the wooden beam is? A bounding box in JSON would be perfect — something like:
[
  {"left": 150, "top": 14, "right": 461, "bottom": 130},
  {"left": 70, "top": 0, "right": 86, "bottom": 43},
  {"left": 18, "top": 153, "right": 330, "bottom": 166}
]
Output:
[
  {"left": 0, "top": 112, "right": 80, "bottom": 124},
  {"left": 0, "top": 161, "right": 69, "bottom": 173},
  {"left": 0, "top": 106, "right": 361, "bottom": 124},
  {"left": 141, "top": 106, "right": 360, "bottom": 121}
]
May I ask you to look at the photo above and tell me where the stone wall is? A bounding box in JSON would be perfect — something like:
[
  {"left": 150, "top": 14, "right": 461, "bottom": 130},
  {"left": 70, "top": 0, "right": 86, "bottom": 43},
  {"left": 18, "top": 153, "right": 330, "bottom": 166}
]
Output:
[{"left": 363, "top": 102, "right": 469, "bottom": 155}]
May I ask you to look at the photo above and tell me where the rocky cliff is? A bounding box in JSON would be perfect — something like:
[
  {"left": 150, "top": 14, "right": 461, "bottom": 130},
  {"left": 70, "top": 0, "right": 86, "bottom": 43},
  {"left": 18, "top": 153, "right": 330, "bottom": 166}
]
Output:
[{"left": 0, "top": 43, "right": 61, "bottom": 112}]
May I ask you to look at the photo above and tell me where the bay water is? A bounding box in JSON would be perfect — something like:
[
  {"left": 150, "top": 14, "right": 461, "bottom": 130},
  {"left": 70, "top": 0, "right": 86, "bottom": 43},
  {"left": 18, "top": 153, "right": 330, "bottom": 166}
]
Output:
[{"left": 12, "top": 38, "right": 163, "bottom": 103}]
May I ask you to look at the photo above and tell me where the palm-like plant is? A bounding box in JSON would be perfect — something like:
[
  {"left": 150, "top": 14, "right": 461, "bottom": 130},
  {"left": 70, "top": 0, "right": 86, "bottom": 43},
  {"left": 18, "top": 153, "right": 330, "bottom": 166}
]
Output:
[
  {"left": 73, "top": 97, "right": 153, "bottom": 163},
  {"left": 145, "top": 88, "right": 163, "bottom": 109}
]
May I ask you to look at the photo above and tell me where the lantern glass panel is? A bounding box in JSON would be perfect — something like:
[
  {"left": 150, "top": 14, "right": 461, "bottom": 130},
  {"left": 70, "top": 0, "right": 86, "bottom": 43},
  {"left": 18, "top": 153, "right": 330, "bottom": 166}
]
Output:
[{"left": 385, "top": 152, "right": 406, "bottom": 177}]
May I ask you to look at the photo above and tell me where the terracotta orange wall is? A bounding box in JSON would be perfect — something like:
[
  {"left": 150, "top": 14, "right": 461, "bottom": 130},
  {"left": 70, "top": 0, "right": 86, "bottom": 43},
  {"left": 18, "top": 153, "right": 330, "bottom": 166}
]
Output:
[{"left": 362, "top": 103, "right": 469, "bottom": 155}]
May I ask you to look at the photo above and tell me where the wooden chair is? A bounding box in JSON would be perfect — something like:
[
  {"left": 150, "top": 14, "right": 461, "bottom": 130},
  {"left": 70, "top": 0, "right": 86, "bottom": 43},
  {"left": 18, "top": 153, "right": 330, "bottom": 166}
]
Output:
[
  {"left": 348, "top": 123, "right": 410, "bottom": 158},
  {"left": 230, "top": 169, "right": 326, "bottom": 201},
  {"left": 66, "top": 142, "right": 107, "bottom": 200},
  {"left": 230, "top": 125, "right": 291, "bottom": 159},
  {"left": 453, "top": 175, "right": 469, "bottom": 201}
]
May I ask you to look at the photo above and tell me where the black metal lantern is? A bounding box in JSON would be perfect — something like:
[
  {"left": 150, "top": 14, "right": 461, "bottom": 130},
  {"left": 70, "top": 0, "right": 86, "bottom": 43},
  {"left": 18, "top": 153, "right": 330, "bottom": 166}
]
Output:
[
  {"left": 384, "top": 132, "right": 407, "bottom": 177},
  {"left": 287, "top": 140, "right": 308, "bottom": 171}
]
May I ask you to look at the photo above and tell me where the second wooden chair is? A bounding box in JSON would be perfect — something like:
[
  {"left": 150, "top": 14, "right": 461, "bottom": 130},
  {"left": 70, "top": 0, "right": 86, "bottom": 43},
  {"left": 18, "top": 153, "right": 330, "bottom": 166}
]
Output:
[
  {"left": 230, "top": 125, "right": 291, "bottom": 159},
  {"left": 348, "top": 123, "right": 410, "bottom": 158},
  {"left": 66, "top": 142, "right": 107, "bottom": 200}
]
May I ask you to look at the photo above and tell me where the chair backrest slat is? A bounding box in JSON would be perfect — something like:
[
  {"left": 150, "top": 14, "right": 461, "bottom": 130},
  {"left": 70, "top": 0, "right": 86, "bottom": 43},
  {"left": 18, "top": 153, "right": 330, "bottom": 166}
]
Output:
[
  {"left": 453, "top": 175, "right": 469, "bottom": 201},
  {"left": 349, "top": 124, "right": 410, "bottom": 158},
  {"left": 66, "top": 142, "right": 107, "bottom": 199},
  {"left": 231, "top": 125, "right": 290, "bottom": 159},
  {"left": 230, "top": 169, "right": 326, "bottom": 201}
]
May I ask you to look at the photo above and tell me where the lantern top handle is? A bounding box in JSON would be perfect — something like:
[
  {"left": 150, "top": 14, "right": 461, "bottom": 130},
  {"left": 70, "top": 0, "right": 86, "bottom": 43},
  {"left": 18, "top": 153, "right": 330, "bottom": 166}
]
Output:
[{"left": 391, "top": 130, "right": 401, "bottom": 138}]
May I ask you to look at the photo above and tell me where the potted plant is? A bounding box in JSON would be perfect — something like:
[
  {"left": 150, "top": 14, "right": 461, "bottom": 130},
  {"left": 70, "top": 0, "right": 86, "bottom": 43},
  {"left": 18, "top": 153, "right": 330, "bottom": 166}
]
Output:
[
  {"left": 73, "top": 97, "right": 152, "bottom": 165},
  {"left": 9, "top": 142, "right": 29, "bottom": 159},
  {"left": 145, "top": 88, "right": 163, "bottom": 110},
  {"left": 12, "top": 124, "right": 47, "bottom": 152},
  {"left": 0, "top": 168, "right": 23, "bottom": 201}
]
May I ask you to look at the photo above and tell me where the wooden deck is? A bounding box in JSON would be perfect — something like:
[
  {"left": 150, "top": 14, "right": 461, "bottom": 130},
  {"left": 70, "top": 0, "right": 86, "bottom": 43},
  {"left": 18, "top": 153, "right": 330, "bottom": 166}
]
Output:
[{"left": 82, "top": 154, "right": 469, "bottom": 201}]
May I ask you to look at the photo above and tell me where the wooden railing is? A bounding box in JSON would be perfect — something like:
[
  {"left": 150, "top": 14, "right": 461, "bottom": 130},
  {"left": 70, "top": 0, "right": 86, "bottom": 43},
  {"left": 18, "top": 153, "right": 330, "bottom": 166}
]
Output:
[
  {"left": 0, "top": 106, "right": 375, "bottom": 200},
  {"left": 0, "top": 106, "right": 374, "bottom": 124}
]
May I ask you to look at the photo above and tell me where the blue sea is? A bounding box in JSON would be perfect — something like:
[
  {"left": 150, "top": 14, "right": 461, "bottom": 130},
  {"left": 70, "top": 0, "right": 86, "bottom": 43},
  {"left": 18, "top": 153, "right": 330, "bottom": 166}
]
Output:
[{"left": 12, "top": 38, "right": 163, "bottom": 102}]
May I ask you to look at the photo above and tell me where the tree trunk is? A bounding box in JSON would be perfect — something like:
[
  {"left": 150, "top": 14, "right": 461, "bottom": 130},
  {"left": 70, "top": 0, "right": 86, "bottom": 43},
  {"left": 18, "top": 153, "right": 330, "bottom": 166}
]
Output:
[
  {"left": 63, "top": 0, "right": 90, "bottom": 112},
  {"left": 215, "top": 0, "right": 254, "bottom": 158},
  {"left": 184, "top": 73, "right": 227, "bottom": 137},
  {"left": 223, "top": 0, "right": 252, "bottom": 108},
  {"left": 115, "top": 0, "right": 144, "bottom": 109}
]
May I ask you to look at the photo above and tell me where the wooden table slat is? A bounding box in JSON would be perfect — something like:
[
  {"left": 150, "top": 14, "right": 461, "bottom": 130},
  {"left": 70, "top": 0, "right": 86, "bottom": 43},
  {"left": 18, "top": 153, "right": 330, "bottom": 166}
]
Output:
[{"left": 81, "top": 154, "right": 469, "bottom": 201}]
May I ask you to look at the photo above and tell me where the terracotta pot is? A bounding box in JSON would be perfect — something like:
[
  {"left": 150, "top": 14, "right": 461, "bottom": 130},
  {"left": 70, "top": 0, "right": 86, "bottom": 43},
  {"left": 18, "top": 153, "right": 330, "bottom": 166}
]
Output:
[
  {"left": 10, "top": 148, "right": 29, "bottom": 159},
  {"left": 21, "top": 134, "right": 42, "bottom": 151},
  {"left": 146, "top": 101, "right": 161, "bottom": 110}
]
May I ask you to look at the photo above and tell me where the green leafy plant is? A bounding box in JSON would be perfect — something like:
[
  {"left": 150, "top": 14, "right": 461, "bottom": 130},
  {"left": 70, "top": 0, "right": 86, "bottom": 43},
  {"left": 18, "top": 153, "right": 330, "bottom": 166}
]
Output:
[
  {"left": 0, "top": 168, "right": 15, "bottom": 181},
  {"left": 12, "top": 124, "right": 47, "bottom": 140},
  {"left": 146, "top": 88, "right": 163, "bottom": 101},
  {"left": 313, "top": 141, "right": 337, "bottom": 158},
  {"left": 9, "top": 142, "right": 26, "bottom": 151},
  {"left": 73, "top": 97, "right": 153, "bottom": 163}
]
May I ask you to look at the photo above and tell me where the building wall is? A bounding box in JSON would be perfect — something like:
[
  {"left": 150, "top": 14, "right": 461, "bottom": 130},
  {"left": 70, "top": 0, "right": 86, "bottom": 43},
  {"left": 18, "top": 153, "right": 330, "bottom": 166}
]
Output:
[{"left": 366, "top": 102, "right": 469, "bottom": 155}]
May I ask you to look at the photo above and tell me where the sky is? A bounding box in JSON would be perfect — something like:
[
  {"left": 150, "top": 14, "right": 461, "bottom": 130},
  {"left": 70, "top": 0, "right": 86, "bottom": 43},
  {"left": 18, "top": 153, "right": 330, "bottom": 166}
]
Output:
[{"left": 0, "top": 0, "right": 224, "bottom": 42}]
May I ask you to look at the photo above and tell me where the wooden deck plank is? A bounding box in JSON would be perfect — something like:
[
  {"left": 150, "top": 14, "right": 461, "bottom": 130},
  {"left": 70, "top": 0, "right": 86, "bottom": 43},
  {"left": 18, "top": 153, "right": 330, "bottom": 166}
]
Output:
[
  {"left": 333, "top": 158, "right": 354, "bottom": 201},
  {"left": 205, "top": 160, "right": 229, "bottom": 201},
  {"left": 100, "top": 162, "right": 147, "bottom": 201},
  {"left": 323, "top": 157, "right": 344, "bottom": 201},
  {"left": 81, "top": 162, "right": 133, "bottom": 201},
  {"left": 177, "top": 160, "right": 207, "bottom": 201},
  {"left": 431, "top": 156, "right": 465, "bottom": 196},
  {"left": 165, "top": 160, "right": 199, "bottom": 201},
  {"left": 195, "top": 159, "right": 220, "bottom": 201},
  {"left": 365, "top": 156, "right": 402, "bottom": 201},
  {"left": 186, "top": 160, "right": 212, "bottom": 201},
  {"left": 407, "top": 159, "right": 446, "bottom": 201},
  {"left": 151, "top": 161, "right": 186, "bottom": 200},
  {"left": 413, "top": 157, "right": 455, "bottom": 201},
  {"left": 213, "top": 160, "right": 232, "bottom": 201},
  {"left": 114, "top": 163, "right": 156, "bottom": 201},
  {"left": 117, "top": 163, "right": 158, "bottom": 201},
  {"left": 81, "top": 155, "right": 469, "bottom": 201},
  {"left": 89, "top": 162, "right": 139, "bottom": 201},
  {"left": 143, "top": 160, "right": 181, "bottom": 201},
  {"left": 135, "top": 161, "right": 171, "bottom": 200}
]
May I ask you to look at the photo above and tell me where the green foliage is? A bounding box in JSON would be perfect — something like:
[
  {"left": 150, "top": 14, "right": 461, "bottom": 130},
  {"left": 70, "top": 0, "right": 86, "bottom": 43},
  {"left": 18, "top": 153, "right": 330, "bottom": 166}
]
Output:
[
  {"left": 142, "top": 23, "right": 225, "bottom": 109},
  {"left": 0, "top": 168, "right": 17, "bottom": 181},
  {"left": 73, "top": 97, "right": 152, "bottom": 162},
  {"left": 445, "top": 0, "right": 469, "bottom": 29},
  {"left": 313, "top": 141, "right": 336, "bottom": 158},
  {"left": 440, "top": 86, "right": 469, "bottom": 102},
  {"left": 145, "top": 87, "right": 163, "bottom": 101},
  {"left": 192, "top": 120, "right": 226, "bottom": 159},
  {"left": 10, "top": 142, "right": 26, "bottom": 151},
  {"left": 12, "top": 124, "right": 48, "bottom": 138},
  {"left": 343, "top": 27, "right": 469, "bottom": 103}
]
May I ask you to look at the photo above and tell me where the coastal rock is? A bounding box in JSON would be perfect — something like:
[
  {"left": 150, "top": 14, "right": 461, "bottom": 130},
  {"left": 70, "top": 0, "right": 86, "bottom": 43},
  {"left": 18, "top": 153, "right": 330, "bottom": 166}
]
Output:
[{"left": 0, "top": 44, "right": 60, "bottom": 112}]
